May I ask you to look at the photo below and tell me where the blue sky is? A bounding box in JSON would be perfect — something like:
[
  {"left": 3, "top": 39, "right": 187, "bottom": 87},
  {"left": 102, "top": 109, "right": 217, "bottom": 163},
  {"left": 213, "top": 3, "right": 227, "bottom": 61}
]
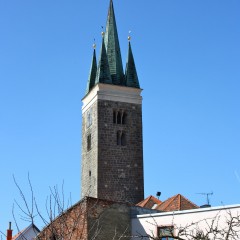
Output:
[{"left": 0, "top": 0, "right": 240, "bottom": 233}]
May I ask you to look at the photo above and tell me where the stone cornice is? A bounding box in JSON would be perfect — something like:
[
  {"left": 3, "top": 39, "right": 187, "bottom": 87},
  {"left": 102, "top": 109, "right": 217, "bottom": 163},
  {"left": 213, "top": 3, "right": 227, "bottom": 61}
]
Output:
[{"left": 82, "top": 83, "right": 142, "bottom": 113}]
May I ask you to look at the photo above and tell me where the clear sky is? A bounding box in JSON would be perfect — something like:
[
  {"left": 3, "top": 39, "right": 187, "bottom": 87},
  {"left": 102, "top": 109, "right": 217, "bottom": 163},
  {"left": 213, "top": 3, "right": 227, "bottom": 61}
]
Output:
[{"left": 0, "top": 0, "right": 240, "bottom": 234}]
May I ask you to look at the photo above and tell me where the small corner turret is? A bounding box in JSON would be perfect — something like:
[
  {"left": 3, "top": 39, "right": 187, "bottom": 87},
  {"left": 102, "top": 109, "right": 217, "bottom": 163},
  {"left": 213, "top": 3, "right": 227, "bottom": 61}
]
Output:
[
  {"left": 85, "top": 45, "right": 97, "bottom": 94},
  {"left": 95, "top": 33, "right": 112, "bottom": 85},
  {"left": 125, "top": 36, "right": 140, "bottom": 88}
]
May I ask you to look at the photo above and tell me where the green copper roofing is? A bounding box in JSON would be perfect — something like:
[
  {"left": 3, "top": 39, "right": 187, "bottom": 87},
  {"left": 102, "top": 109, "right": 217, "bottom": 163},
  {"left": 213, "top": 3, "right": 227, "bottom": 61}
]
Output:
[
  {"left": 95, "top": 38, "right": 112, "bottom": 85},
  {"left": 85, "top": 0, "right": 141, "bottom": 93},
  {"left": 104, "top": 0, "right": 124, "bottom": 85},
  {"left": 125, "top": 42, "right": 140, "bottom": 88},
  {"left": 86, "top": 49, "right": 97, "bottom": 94}
]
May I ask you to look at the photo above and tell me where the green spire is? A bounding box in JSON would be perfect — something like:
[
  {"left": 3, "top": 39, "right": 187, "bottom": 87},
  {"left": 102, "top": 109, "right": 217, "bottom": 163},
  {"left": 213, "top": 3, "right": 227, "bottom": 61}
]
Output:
[
  {"left": 86, "top": 48, "right": 97, "bottom": 94},
  {"left": 104, "top": 0, "right": 124, "bottom": 85},
  {"left": 85, "top": 0, "right": 141, "bottom": 92},
  {"left": 95, "top": 36, "right": 112, "bottom": 85},
  {"left": 125, "top": 41, "right": 140, "bottom": 88}
]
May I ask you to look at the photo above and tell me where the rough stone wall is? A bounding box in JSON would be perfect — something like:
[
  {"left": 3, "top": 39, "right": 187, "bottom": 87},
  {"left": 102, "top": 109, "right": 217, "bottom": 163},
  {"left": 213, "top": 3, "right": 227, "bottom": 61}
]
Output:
[
  {"left": 81, "top": 98, "right": 144, "bottom": 205},
  {"left": 81, "top": 101, "right": 98, "bottom": 199},
  {"left": 97, "top": 99, "right": 144, "bottom": 204},
  {"left": 87, "top": 198, "right": 131, "bottom": 240},
  {"left": 37, "top": 197, "right": 131, "bottom": 240}
]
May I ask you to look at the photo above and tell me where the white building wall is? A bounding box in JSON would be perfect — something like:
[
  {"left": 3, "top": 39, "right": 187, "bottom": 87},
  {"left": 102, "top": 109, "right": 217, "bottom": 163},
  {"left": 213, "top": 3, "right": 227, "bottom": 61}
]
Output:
[{"left": 131, "top": 204, "right": 240, "bottom": 239}]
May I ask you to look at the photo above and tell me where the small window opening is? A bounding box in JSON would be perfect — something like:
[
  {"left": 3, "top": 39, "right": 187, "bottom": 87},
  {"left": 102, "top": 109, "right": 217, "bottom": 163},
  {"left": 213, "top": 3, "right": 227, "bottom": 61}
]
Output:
[
  {"left": 158, "top": 226, "right": 174, "bottom": 240},
  {"left": 117, "top": 131, "right": 126, "bottom": 146},
  {"left": 113, "top": 110, "right": 117, "bottom": 124},
  {"left": 117, "top": 112, "right": 121, "bottom": 124},
  {"left": 121, "top": 132, "right": 126, "bottom": 146},
  {"left": 86, "top": 108, "right": 92, "bottom": 128},
  {"left": 87, "top": 134, "right": 91, "bottom": 151},
  {"left": 117, "top": 131, "right": 121, "bottom": 145},
  {"left": 113, "top": 110, "right": 127, "bottom": 125},
  {"left": 89, "top": 171, "right": 91, "bottom": 177},
  {"left": 122, "top": 112, "right": 127, "bottom": 124}
]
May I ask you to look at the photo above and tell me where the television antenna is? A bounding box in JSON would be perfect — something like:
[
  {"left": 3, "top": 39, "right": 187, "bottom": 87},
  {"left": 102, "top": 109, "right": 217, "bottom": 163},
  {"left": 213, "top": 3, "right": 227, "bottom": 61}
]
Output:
[{"left": 196, "top": 191, "right": 213, "bottom": 206}]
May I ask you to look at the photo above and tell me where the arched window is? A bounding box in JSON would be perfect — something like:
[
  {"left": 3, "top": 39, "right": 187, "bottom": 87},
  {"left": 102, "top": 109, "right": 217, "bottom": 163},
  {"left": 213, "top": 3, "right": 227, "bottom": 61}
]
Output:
[
  {"left": 117, "top": 111, "right": 121, "bottom": 124},
  {"left": 117, "top": 131, "right": 126, "bottom": 146},
  {"left": 113, "top": 109, "right": 127, "bottom": 125}
]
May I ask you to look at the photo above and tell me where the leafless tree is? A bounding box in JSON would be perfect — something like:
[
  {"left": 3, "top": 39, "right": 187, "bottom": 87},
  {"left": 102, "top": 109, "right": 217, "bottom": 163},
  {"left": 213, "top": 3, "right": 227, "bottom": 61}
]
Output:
[
  {"left": 134, "top": 208, "right": 240, "bottom": 240},
  {"left": 7, "top": 175, "right": 131, "bottom": 240},
  {"left": 3, "top": 175, "right": 240, "bottom": 240}
]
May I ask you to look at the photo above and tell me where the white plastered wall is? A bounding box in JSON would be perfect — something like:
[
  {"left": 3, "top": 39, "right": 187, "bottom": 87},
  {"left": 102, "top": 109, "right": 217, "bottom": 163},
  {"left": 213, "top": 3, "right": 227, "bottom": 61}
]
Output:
[{"left": 131, "top": 204, "right": 240, "bottom": 239}]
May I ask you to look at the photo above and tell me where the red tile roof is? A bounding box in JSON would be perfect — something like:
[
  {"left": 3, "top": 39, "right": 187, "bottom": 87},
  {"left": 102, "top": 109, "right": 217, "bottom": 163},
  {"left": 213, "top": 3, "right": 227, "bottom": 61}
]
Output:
[
  {"left": 137, "top": 194, "right": 199, "bottom": 212},
  {"left": 156, "top": 194, "right": 199, "bottom": 212},
  {"left": 136, "top": 195, "right": 162, "bottom": 209}
]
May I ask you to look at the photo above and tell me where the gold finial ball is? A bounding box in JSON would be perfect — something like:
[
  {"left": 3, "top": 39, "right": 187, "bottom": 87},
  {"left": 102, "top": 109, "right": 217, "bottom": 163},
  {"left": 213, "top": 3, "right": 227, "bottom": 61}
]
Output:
[
  {"left": 128, "top": 35, "right": 131, "bottom": 41},
  {"left": 101, "top": 31, "right": 105, "bottom": 37},
  {"left": 93, "top": 43, "right": 96, "bottom": 49}
]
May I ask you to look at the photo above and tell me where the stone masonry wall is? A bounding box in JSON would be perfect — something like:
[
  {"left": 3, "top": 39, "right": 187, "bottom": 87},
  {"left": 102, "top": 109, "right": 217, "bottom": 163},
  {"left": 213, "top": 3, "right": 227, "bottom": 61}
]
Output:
[
  {"left": 97, "top": 99, "right": 144, "bottom": 204},
  {"left": 87, "top": 198, "right": 131, "bottom": 240},
  {"left": 81, "top": 101, "right": 98, "bottom": 199},
  {"left": 81, "top": 98, "right": 144, "bottom": 205}
]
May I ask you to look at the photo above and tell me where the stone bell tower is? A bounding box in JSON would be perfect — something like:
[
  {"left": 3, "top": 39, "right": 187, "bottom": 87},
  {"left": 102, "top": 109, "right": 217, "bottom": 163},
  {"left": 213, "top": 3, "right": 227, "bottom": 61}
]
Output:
[{"left": 81, "top": 0, "right": 144, "bottom": 204}]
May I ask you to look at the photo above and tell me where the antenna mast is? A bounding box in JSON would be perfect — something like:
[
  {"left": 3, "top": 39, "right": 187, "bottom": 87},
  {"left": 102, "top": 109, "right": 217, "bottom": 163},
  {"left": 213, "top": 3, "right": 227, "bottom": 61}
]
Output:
[{"left": 197, "top": 192, "right": 213, "bottom": 206}]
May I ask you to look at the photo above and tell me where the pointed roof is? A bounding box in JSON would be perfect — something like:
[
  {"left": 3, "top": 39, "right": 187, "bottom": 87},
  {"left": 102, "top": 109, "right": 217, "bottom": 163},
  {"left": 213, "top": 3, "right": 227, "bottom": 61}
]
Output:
[
  {"left": 104, "top": 0, "right": 124, "bottom": 85},
  {"left": 136, "top": 195, "right": 162, "bottom": 209},
  {"left": 136, "top": 194, "right": 199, "bottom": 212},
  {"left": 12, "top": 224, "right": 40, "bottom": 240},
  {"left": 156, "top": 194, "right": 199, "bottom": 212},
  {"left": 86, "top": 48, "right": 97, "bottom": 94},
  {"left": 85, "top": 0, "right": 141, "bottom": 93},
  {"left": 125, "top": 41, "right": 140, "bottom": 88},
  {"left": 95, "top": 37, "right": 112, "bottom": 85}
]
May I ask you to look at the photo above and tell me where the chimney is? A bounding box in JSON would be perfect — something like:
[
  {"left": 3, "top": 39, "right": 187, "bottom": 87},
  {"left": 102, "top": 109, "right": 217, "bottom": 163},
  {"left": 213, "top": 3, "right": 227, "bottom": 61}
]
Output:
[{"left": 7, "top": 222, "right": 13, "bottom": 240}]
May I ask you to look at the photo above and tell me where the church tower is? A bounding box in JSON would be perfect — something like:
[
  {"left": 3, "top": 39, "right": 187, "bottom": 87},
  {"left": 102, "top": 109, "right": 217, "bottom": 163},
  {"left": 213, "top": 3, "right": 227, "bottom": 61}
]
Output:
[{"left": 81, "top": 0, "right": 144, "bottom": 204}]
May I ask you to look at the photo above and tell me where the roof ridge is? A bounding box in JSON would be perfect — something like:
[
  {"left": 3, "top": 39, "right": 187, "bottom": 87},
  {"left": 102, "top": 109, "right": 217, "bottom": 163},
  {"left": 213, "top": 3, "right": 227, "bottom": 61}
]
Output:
[
  {"left": 180, "top": 194, "right": 199, "bottom": 208},
  {"left": 149, "top": 195, "right": 162, "bottom": 204},
  {"left": 144, "top": 196, "right": 153, "bottom": 206},
  {"left": 136, "top": 195, "right": 162, "bottom": 208},
  {"left": 160, "top": 194, "right": 178, "bottom": 209},
  {"left": 136, "top": 195, "right": 152, "bottom": 206},
  {"left": 178, "top": 194, "right": 181, "bottom": 209}
]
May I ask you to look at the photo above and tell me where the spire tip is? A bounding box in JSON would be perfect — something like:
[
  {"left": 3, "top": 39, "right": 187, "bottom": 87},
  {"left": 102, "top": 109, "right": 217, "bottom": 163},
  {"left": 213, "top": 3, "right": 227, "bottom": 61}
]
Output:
[
  {"left": 128, "top": 30, "right": 132, "bottom": 41},
  {"left": 93, "top": 38, "right": 96, "bottom": 49},
  {"left": 101, "top": 26, "right": 105, "bottom": 38}
]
